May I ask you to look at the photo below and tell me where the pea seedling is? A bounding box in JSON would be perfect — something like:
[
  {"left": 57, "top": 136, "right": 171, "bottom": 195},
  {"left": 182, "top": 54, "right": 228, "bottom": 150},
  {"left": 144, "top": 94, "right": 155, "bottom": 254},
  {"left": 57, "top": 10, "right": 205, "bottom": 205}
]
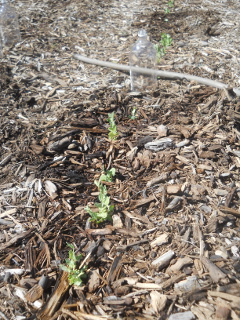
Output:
[
  {"left": 85, "top": 168, "right": 116, "bottom": 224},
  {"left": 108, "top": 112, "right": 118, "bottom": 141},
  {"left": 155, "top": 33, "right": 173, "bottom": 62},
  {"left": 164, "top": 0, "right": 174, "bottom": 15},
  {"left": 60, "top": 243, "right": 87, "bottom": 286}
]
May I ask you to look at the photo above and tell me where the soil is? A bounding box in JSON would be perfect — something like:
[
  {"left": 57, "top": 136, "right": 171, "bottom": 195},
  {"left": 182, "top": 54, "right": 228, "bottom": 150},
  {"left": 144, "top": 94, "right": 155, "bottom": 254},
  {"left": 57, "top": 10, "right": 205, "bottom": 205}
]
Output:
[{"left": 0, "top": 0, "right": 240, "bottom": 319}]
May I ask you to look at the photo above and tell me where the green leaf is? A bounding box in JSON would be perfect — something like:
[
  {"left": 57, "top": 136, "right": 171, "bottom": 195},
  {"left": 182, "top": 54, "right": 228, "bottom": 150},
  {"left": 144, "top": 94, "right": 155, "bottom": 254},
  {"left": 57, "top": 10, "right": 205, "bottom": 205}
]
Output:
[
  {"left": 60, "top": 264, "right": 70, "bottom": 272},
  {"left": 108, "top": 112, "right": 118, "bottom": 141},
  {"left": 66, "top": 243, "right": 75, "bottom": 250}
]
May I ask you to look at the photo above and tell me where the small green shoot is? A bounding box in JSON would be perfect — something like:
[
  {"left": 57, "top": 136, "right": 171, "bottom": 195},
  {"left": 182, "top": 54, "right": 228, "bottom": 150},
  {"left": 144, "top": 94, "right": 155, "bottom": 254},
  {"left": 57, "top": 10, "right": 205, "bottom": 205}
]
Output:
[
  {"left": 108, "top": 112, "right": 118, "bottom": 141},
  {"left": 155, "top": 33, "right": 173, "bottom": 62},
  {"left": 97, "top": 167, "right": 116, "bottom": 185},
  {"left": 164, "top": 0, "right": 174, "bottom": 15},
  {"left": 129, "top": 106, "right": 138, "bottom": 120},
  {"left": 85, "top": 168, "right": 116, "bottom": 224},
  {"left": 60, "top": 243, "right": 87, "bottom": 286}
]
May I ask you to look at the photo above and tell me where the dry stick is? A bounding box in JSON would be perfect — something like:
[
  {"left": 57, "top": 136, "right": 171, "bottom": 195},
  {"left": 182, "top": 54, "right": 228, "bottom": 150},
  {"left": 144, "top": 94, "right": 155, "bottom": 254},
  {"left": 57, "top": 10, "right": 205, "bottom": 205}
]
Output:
[{"left": 73, "top": 54, "right": 240, "bottom": 97}]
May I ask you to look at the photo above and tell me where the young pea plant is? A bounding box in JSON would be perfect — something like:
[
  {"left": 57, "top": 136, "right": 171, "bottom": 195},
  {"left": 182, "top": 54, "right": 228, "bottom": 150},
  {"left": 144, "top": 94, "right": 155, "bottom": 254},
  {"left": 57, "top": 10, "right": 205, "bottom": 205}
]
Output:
[
  {"left": 60, "top": 243, "right": 87, "bottom": 286},
  {"left": 129, "top": 106, "right": 138, "bottom": 120},
  {"left": 85, "top": 168, "right": 116, "bottom": 224},
  {"left": 155, "top": 33, "right": 173, "bottom": 62},
  {"left": 108, "top": 112, "right": 118, "bottom": 141},
  {"left": 164, "top": 0, "right": 174, "bottom": 15}
]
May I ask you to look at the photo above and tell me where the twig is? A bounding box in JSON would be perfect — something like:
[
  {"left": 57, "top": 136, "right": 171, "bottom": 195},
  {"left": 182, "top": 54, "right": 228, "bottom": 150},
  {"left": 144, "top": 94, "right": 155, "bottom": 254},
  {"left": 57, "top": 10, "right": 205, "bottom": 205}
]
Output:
[
  {"left": 73, "top": 54, "right": 240, "bottom": 96},
  {"left": 0, "top": 153, "right": 12, "bottom": 167}
]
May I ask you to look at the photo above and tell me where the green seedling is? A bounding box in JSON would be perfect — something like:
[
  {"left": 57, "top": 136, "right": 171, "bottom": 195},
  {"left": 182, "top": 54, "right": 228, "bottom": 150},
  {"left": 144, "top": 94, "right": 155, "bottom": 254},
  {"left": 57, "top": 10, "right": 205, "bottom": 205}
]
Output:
[
  {"left": 164, "top": 0, "right": 174, "bottom": 15},
  {"left": 155, "top": 33, "right": 173, "bottom": 62},
  {"left": 60, "top": 243, "right": 87, "bottom": 286},
  {"left": 129, "top": 106, "right": 138, "bottom": 120},
  {"left": 85, "top": 168, "right": 116, "bottom": 224},
  {"left": 108, "top": 112, "right": 118, "bottom": 141},
  {"left": 97, "top": 167, "right": 116, "bottom": 186}
]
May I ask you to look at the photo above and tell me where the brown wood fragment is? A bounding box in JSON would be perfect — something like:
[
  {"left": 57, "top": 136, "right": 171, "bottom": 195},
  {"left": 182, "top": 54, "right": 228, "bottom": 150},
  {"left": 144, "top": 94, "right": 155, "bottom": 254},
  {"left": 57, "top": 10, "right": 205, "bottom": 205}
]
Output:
[
  {"left": 116, "top": 239, "right": 149, "bottom": 252},
  {"left": 150, "top": 291, "right": 168, "bottom": 314},
  {"left": 152, "top": 250, "right": 175, "bottom": 270},
  {"left": 46, "top": 136, "right": 72, "bottom": 153},
  {"left": 218, "top": 283, "right": 240, "bottom": 296},
  {"left": 25, "top": 275, "right": 49, "bottom": 303},
  {"left": 191, "top": 303, "right": 215, "bottom": 319},
  {"left": 168, "top": 256, "right": 193, "bottom": 273},
  {"left": 166, "top": 184, "right": 182, "bottom": 194},
  {"left": 86, "top": 227, "right": 113, "bottom": 236},
  {"left": 215, "top": 303, "right": 230, "bottom": 320},
  {"left": 134, "top": 283, "right": 163, "bottom": 290},
  {"left": 108, "top": 254, "right": 122, "bottom": 284},
  {"left": 150, "top": 233, "right": 169, "bottom": 248},
  {"left": 130, "top": 195, "right": 155, "bottom": 208},
  {"left": 201, "top": 256, "right": 227, "bottom": 283},
  {"left": 74, "top": 312, "right": 113, "bottom": 319},
  {"left": 88, "top": 269, "right": 100, "bottom": 293},
  {"left": 208, "top": 291, "right": 240, "bottom": 304},
  {"left": 0, "top": 153, "right": 12, "bottom": 166},
  {"left": 37, "top": 271, "right": 69, "bottom": 320},
  {"left": 0, "top": 208, "right": 17, "bottom": 219},
  {"left": 24, "top": 241, "right": 36, "bottom": 273},
  {"left": 219, "top": 206, "right": 240, "bottom": 218},
  {"left": 0, "top": 229, "right": 34, "bottom": 251},
  {"left": 146, "top": 173, "right": 168, "bottom": 188},
  {"left": 103, "top": 296, "right": 133, "bottom": 306},
  {"left": 70, "top": 118, "right": 99, "bottom": 127},
  {"left": 199, "top": 150, "right": 216, "bottom": 159},
  {"left": 206, "top": 212, "right": 218, "bottom": 233},
  {"left": 161, "top": 274, "right": 186, "bottom": 290},
  {"left": 165, "top": 196, "right": 182, "bottom": 212},
  {"left": 37, "top": 197, "right": 48, "bottom": 218},
  {"left": 71, "top": 311, "right": 114, "bottom": 320},
  {"left": 224, "top": 185, "right": 237, "bottom": 207}
]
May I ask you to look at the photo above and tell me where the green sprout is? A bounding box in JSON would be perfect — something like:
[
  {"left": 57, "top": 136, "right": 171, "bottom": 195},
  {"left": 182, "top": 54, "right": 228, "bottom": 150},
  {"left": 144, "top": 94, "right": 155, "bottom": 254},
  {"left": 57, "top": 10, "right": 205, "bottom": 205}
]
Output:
[
  {"left": 108, "top": 112, "right": 118, "bottom": 141},
  {"left": 129, "top": 106, "right": 138, "bottom": 120},
  {"left": 164, "top": 0, "right": 174, "bottom": 15},
  {"left": 155, "top": 33, "right": 173, "bottom": 62},
  {"left": 60, "top": 243, "right": 87, "bottom": 286},
  {"left": 85, "top": 168, "right": 116, "bottom": 224}
]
